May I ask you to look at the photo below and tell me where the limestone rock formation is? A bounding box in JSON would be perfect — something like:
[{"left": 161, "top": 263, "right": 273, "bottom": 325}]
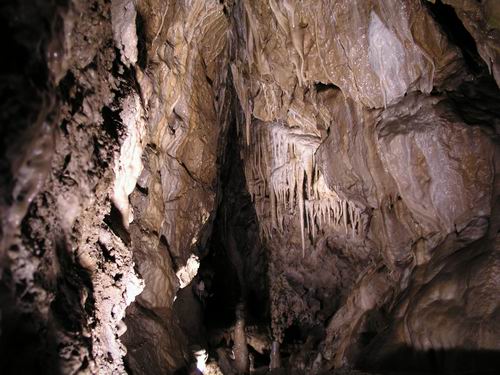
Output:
[
  {"left": 232, "top": 0, "right": 500, "bottom": 372},
  {"left": 1, "top": 0, "right": 499, "bottom": 374}
]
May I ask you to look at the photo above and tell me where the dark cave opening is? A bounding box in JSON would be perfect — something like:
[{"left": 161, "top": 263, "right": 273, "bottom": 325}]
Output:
[
  {"left": 201, "top": 120, "right": 269, "bottom": 330},
  {"left": 427, "top": 0, "right": 484, "bottom": 73},
  {"left": 171, "top": 119, "right": 273, "bottom": 372}
]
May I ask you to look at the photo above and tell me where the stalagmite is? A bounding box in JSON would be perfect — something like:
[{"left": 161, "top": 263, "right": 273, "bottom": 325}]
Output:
[
  {"left": 233, "top": 303, "right": 249, "bottom": 374},
  {"left": 270, "top": 341, "right": 281, "bottom": 370}
]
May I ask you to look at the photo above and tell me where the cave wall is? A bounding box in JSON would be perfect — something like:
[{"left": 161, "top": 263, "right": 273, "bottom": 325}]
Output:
[
  {"left": 1, "top": 0, "right": 233, "bottom": 373},
  {"left": 0, "top": 0, "right": 145, "bottom": 373},
  {"left": 230, "top": 0, "right": 500, "bottom": 371},
  {"left": 0, "top": 0, "right": 499, "bottom": 374},
  {"left": 120, "top": 0, "right": 233, "bottom": 373}
]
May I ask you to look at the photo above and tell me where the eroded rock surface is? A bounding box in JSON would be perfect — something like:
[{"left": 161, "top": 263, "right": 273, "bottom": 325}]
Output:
[
  {"left": 1, "top": 0, "right": 145, "bottom": 373},
  {"left": 120, "top": 0, "right": 233, "bottom": 373},
  {"left": 1, "top": 0, "right": 499, "bottom": 374},
  {"left": 1, "top": 0, "right": 232, "bottom": 373}
]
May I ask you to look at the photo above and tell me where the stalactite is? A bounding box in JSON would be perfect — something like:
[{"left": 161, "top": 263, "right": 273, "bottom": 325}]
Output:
[
  {"left": 243, "top": 122, "right": 366, "bottom": 255},
  {"left": 298, "top": 166, "right": 306, "bottom": 255},
  {"left": 246, "top": 114, "right": 251, "bottom": 146}
]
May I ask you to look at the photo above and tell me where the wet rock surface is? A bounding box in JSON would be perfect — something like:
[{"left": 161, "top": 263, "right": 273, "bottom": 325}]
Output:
[
  {"left": 231, "top": 0, "right": 500, "bottom": 373},
  {"left": 1, "top": 0, "right": 499, "bottom": 374}
]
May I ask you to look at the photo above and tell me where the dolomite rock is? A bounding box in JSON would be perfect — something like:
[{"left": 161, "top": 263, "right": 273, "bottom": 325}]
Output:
[
  {"left": 362, "top": 235, "right": 500, "bottom": 373},
  {"left": 376, "top": 94, "right": 494, "bottom": 248},
  {"left": 132, "top": 0, "right": 230, "bottom": 264},
  {"left": 111, "top": 0, "right": 139, "bottom": 68},
  {"left": 1, "top": 1, "right": 145, "bottom": 373},
  {"left": 231, "top": 0, "right": 465, "bottom": 127},
  {"left": 1, "top": 0, "right": 231, "bottom": 373},
  {"left": 123, "top": 304, "right": 188, "bottom": 375}
]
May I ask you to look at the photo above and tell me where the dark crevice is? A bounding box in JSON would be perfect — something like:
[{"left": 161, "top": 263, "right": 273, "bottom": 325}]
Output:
[
  {"left": 314, "top": 82, "right": 340, "bottom": 93},
  {"left": 135, "top": 11, "right": 148, "bottom": 70},
  {"left": 101, "top": 106, "right": 123, "bottom": 141},
  {"left": 97, "top": 241, "right": 116, "bottom": 263},
  {"left": 159, "top": 234, "right": 180, "bottom": 272},
  {"left": 202, "top": 119, "right": 269, "bottom": 329},
  {"left": 427, "top": 0, "right": 484, "bottom": 74},
  {"left": 171, "top": 119, "right": 271, "bottom": 370},
  {"left": 104, "top": 204, "right": 131, "bottom": 245},
  {"left": 135, "top": 182, "right": 148, "bottom": 195}
]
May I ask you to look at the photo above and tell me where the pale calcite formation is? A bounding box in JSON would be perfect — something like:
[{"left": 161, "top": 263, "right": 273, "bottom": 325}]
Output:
[
  {"left": 112, "top": 93, "right": 146, "bottom": 226},
  {"left": 244, "top": 121, "right": 368, "bottom": 255},
  {"left": 176, "top": 254, "right": 201, "bottom": 289}
]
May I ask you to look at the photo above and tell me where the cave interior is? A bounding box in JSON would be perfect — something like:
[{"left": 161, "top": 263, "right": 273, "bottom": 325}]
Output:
[{"left": 1, "top": 0, "right": 500, "bottom": 374}]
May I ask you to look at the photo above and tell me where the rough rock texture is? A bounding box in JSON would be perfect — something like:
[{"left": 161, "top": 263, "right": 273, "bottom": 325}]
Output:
[
  {"left": 0, "top": 1, "right": 145, "bottom": 373},
  {"left": 1, "top": 0, "right": 232, "bottom": 373},
  {"left": 1, "top": 0, "right": 500, "bottom": 374},
  {"left": 119, "top": 0, "right": 233, "bottom": 373}
]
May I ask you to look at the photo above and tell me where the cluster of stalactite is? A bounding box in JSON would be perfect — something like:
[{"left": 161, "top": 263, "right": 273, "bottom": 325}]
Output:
[{"left": 244, "top": 121, "right": 367, "bottom": 255}]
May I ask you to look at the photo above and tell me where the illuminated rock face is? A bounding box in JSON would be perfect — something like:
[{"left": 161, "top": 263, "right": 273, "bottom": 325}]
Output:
[
  {"left": 232, "top": 0, "right": 500, "bottom": 372},
  {"left": 1, "top": 0, "right": 231, "bottom": 373},
  {"left": 1, "top": 0, "right": 499, "bottom": 374}
]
